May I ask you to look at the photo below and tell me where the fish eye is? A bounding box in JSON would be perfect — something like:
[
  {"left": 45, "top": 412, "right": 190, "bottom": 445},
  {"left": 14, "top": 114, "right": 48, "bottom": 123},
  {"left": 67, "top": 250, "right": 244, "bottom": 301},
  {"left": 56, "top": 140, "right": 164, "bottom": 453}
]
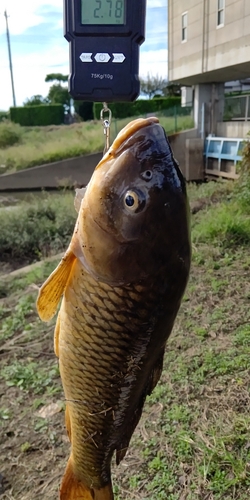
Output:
[
  {"left": 123, "top": 190, "right": 145, "bottom": 213},
  {"left": 142, "top": 170, "right": 153, "bottom": 181}
]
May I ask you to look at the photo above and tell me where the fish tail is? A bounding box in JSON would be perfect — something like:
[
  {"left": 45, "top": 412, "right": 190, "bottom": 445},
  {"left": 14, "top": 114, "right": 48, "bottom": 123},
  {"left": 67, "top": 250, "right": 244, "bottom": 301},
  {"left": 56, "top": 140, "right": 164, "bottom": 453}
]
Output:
[{"left": 60, "top": 456, "right": 114, "bottom": 500}]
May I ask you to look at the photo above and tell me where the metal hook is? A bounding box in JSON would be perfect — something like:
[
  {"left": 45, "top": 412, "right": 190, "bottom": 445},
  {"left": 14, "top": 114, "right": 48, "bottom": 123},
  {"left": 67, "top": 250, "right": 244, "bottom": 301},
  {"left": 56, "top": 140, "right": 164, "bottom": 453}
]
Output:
[{"left": 100, "top": 102, "right": 112, "bottom": 155}]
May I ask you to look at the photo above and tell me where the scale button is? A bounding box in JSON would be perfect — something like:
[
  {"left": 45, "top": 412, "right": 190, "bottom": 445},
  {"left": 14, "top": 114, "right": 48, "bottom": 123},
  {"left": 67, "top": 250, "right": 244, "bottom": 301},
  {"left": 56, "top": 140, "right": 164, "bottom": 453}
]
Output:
[
  {"left": 79, "top": 53, "right": 93, "bottom": 63},
  {"left": 94, "top": 53, "right": 111, "bottom": 63},
  {"left": 112, "top": 53, "right": 126, "bottom": 63}
]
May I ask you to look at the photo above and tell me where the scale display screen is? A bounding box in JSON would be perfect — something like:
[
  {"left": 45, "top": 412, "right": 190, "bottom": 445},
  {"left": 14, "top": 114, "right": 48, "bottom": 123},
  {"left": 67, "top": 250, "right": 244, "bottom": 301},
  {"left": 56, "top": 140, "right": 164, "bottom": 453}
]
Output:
[{"left": 81, "top": 0, "right": 125, "bottom": 25}]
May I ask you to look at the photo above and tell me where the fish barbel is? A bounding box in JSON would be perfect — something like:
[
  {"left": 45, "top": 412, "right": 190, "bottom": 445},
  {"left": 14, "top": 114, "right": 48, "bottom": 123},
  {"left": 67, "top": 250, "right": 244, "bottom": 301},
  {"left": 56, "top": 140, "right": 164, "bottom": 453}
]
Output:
[{"left": 37, "top": 117, "right": 191, "bottom": 500}]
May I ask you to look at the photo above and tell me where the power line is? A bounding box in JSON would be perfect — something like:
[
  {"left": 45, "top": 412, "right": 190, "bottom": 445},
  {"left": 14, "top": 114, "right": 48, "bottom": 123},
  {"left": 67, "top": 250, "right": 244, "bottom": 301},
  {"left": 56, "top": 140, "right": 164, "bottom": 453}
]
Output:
[{"left": 4, "top": 10, "right": 16, "bottom": 107}]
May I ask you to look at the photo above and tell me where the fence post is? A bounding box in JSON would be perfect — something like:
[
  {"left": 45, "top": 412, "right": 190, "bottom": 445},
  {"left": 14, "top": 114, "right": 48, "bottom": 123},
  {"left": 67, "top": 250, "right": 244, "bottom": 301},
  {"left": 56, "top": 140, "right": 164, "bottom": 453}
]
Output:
[
  {"left": 174, "top": 106, "right": 177, "bottom": 132},
  {"left": 245, "top": 95, "right": 249, "bottom": 122},
  {"left": 114, "top": 118, "right": 118, "bottom": 138}
]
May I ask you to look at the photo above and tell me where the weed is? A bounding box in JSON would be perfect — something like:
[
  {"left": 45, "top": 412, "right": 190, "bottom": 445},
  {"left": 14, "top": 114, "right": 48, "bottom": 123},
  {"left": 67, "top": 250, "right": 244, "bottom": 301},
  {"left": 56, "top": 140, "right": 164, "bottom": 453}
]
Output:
[
  {"left": 0, "top": 121, "right": 22, "bottom": 148},
  {"left": 0, "top": 192, "right": 75, "bottom": 263},
  {"left": 34, "top": 418, "right": 49, "bottom": 433},
  {"left": 1, "top": 259, "right": 61, "bottom": 298},
  {"left": 233, "top": 324, "right": 250, "bottom": 347},
  {"left": 1, "top": 360, "right": 59, "bottom": 394},
  {"left": 1, "top": 172, "right": 250, "bottom": 500},
  {"left": 0, "top": 295, "right": 34, "bottom": 341},
  {"left": 192, "top": 202, "right": 250, "bottom": 247},
  {"left": 21, "top": 441, "right": 31, "bottom": 453},
  {"left": 0, "top": 116, "right": 194, "bottom": 173},
  {"left": 0, "top": 408, "right": 12, "bottom": 422}
]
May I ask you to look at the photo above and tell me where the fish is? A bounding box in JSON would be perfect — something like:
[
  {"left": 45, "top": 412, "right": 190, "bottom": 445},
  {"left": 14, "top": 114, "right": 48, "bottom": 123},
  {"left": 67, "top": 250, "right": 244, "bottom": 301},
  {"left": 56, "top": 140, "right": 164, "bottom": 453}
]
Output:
[{"left": 36, "top": 117, "right": 191, "bottom": 500}]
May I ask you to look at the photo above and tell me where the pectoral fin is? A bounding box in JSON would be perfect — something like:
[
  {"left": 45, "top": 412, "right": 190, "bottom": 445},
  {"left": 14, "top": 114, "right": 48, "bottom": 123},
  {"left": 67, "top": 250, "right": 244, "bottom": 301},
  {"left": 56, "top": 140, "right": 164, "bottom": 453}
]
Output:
[{"left": 37, "top": 250, "right": 76, "bottom": 322}]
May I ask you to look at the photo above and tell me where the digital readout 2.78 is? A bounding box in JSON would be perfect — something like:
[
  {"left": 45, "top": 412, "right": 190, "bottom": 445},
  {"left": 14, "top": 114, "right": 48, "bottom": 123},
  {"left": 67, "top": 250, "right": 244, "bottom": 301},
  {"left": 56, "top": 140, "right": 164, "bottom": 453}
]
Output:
[
  {"left": 64, "top": 0, "right": 146, "bottom": 101},
  {"left": 81, "top": 0, "right": 125, "bottom": 25}
]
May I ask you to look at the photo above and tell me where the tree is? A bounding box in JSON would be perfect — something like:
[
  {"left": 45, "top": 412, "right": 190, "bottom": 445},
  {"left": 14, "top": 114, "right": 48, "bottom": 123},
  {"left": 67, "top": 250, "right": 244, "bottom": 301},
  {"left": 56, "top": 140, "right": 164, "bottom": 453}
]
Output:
[
  {"left": 45, "top": 73, "right": 70, "bottom": 112},
  {"left": 47, "top": 85, "right": 71, "bottom": 111},
  {"left": 23, "top": 95, "right": 48, "bottom": 106},
  {"left": 140, "top": 73, "right": 168, "bottom": 99},
  {"left": 45, "top": 73, "right": 68, "bottom": 84},
  {"left": 162, "top": 82, "right": 181, "bottom": 97}
]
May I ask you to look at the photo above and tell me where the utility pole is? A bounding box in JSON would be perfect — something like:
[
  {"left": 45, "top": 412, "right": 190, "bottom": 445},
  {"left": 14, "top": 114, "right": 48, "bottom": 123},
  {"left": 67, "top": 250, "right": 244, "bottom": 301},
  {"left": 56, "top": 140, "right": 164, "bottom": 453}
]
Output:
[{"left": 4, "top": 10, "right": 16, "bottom": 107}]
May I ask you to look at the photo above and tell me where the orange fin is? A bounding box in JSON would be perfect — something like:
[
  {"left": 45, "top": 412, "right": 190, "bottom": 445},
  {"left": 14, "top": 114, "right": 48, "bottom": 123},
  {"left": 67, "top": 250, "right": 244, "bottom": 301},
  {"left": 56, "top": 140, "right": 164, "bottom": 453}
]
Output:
[
  {"left": 60, "top": 458, "right": 114, "bottom": 500},
  {"left": 54, "top": 313, "right": 60, "bottom": 357},
  {"left": 65, "top": 404, "right": 72, "bottom": 442},
  {"left": 36, "top": 250, "right": 76, "bottom": 322}
]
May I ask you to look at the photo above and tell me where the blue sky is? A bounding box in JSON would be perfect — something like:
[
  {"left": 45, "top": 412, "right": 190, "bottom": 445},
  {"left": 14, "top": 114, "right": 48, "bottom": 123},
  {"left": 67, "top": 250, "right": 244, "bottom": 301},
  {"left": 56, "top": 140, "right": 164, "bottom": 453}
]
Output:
[{"left": 0, "top": 0, "right": 167, "bottom": 111}]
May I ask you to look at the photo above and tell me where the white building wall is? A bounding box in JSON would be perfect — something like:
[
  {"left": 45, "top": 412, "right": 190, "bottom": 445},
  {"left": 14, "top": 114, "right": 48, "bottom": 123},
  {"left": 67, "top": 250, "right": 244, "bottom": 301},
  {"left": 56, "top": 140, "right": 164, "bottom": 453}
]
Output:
[{"left": 168, "top": 0, "right": 250, "bottom": 84}]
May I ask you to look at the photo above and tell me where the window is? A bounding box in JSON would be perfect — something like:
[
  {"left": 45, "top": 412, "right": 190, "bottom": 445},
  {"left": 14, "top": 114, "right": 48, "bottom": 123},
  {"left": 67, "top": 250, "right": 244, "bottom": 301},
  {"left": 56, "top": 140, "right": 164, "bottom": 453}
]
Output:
[
  {"left": 217, "top": 0, "right": 224, "bottom": 26},
  {"left": 182, "top": 12, "right": 187, "bottom": 42}
]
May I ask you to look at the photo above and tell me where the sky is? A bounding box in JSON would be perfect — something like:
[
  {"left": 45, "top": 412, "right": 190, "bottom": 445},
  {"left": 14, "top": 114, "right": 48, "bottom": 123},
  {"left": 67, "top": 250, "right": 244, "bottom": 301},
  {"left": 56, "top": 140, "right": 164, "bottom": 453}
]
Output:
[{"left": 0, "top": 0, "right": 168, "bottom": 111}]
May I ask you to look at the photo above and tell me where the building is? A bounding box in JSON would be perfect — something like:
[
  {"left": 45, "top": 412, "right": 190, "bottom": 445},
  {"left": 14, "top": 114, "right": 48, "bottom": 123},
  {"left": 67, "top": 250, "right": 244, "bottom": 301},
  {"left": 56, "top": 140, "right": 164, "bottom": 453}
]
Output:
[{"left": 168, "top": 0, "right": 250, "bottom": 136}]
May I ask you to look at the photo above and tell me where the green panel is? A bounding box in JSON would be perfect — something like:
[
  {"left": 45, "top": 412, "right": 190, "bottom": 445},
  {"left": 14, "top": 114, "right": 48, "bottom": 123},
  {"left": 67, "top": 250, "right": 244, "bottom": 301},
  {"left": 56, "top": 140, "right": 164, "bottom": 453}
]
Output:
[{"left": 81, "top": 0, "right": 125, "bottom": 25}]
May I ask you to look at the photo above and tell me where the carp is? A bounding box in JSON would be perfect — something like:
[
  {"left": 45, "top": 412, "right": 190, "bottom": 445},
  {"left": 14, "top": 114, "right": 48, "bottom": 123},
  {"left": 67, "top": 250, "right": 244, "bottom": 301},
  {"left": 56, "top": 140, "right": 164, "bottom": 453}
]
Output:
[{"left": 37, "top": 117, "right": 191, "bottom": 500}]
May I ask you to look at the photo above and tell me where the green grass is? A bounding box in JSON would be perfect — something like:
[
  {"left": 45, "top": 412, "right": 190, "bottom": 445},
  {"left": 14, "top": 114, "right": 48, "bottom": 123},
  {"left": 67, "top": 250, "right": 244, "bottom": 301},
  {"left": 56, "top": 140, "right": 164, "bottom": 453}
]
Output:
[
  {"left": 0, "top": 295, "right": 34, "bottom": 341},
  {"left": 0, "top": 170, "right": 250, "bottom": 499},
  {"left": 0, "top": 191, "right": 75, "bottom": 264},
  {"left": 0, "top": 258, "right": 61, "bottom": 298},
  {"left": 1, "top": 360, "right": 59, "bottom": 394},
  {"left": 192, "top": 202, "right": 250, "bottom": 247},
  {"left": 0, "top": 114, "right": 194, "bottom": 173}
]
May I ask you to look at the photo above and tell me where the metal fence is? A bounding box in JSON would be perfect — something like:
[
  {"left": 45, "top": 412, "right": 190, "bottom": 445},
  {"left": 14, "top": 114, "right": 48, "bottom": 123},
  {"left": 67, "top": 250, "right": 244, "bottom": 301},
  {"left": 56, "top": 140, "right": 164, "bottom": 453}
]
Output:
[
  {"left": 224, "top": 95, "right": 250, "bottom": 121},
  {"left": 110, "top": 105, "right": 194, "bottom": 139}
]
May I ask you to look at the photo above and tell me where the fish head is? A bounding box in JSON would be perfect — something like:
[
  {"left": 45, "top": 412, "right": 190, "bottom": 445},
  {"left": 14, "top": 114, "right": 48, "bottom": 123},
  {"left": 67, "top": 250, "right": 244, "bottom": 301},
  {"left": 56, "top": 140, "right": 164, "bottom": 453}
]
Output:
[{"left": 76, "top": 117, "right": 191, "bottom": 286}]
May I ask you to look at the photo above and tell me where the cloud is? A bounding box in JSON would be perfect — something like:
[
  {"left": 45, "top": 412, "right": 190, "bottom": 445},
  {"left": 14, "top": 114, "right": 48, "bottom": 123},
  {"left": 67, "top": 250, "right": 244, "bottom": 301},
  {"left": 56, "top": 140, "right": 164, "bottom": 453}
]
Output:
[
  {"left": 142, "top": 5, "right": 167, "bottom": 52},
  {"left": 0, "top": 0, "right": 62, "bottom": 35},
  {"left": 147, "top": 0, "right": 167, "bottom": 7},
  {"left": 140, "top": 49, "right": 168, "bottom": 79}
]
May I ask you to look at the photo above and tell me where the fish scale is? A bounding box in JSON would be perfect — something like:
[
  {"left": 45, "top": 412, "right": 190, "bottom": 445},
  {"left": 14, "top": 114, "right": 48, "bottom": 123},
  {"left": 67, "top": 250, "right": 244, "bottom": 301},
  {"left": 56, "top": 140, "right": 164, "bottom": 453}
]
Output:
[{"left": 59, "top": 258, "right": 163, "bottom": 488}]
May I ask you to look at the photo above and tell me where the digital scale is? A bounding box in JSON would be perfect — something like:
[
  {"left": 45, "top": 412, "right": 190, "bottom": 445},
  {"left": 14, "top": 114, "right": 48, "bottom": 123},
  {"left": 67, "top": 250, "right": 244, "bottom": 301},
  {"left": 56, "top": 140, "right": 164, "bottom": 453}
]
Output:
[{"left": 64, "top": 0, "right": 146, "bottom": 102}]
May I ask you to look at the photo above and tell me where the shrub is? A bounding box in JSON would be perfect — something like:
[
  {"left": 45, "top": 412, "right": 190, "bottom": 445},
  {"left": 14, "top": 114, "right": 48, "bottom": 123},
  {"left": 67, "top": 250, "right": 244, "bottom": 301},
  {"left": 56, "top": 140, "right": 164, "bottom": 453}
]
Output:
[
  {"left": 0, "top": 121, "right": 22, "bottom": 148},
  {"left": 234, "top": 137, "right": 250, "bottom": 212},
  {"left": 0, "top": 193, "right": 76, "bottom": 263},
  {"left": 0, "top": 111, "right": 9, "bottom": 123},
  {"left": 10, "top": 105, "right": 65, "bottom": 126},
  {"left": 192, "top": 203, "right": 250, "bottom": 247},
  {"left": 93, "top": 97, "right": 182, "bottom": 120}
]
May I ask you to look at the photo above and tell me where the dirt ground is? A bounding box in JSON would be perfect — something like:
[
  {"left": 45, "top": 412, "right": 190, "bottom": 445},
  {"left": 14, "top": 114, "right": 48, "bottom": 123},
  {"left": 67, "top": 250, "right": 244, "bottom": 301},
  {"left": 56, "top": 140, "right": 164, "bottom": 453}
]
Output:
[{"left": 1, "top": 195, "right": 250, "bottom": 500}]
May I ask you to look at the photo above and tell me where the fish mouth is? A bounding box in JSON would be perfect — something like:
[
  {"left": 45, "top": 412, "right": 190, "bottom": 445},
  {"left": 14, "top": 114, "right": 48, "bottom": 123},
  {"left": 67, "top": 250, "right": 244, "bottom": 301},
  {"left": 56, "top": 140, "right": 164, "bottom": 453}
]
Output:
[{"left": 96, "top": 117, "right": 159, "bottom": 169}]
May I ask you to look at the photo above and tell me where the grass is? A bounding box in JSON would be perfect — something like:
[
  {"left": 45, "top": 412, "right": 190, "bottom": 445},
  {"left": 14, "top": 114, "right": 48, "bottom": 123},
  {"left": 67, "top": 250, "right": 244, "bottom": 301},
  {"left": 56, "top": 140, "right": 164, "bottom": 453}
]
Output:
[
  {"left": 0, "top": 191, "right": 75, "bottom": 264},
  {"left": 0, "top": 114, "right": 194, "bottom": 173},
  {"left": 0, "top": 171, "right": 250, "bottom": 499}
]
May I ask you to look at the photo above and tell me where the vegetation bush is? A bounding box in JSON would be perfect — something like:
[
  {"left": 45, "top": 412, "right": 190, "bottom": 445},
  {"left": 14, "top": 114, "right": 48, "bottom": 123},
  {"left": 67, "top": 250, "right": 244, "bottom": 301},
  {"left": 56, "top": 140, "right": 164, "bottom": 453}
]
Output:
[
  {"left": 0, "top": 193, "right": 76, "bottom": 263},
  {"left": 234, "top": 137, "right": 250, "bottom": 212},
  {"left": 0, "top": 111, "right": 9, "bottom": 123},
  {"left": 74, "top": 101, "right": 94, "bottom": 121},
  {"left": 0, "top": 115, "right": 193, "bottom": 173},
  {"left": 0, "top": 121, "right": 22, "bottom": 148},
  {"left": 93, "top": 97, "right": 181, "bottom": 120},
  {"left": 192, "top": 137, "right": 250, "bottom": 248},
  {"left": 0, "top": 122, "right": 104, "bottom": 172},
  {"left": 192, "top": 203, "right": 250, "bottom": 247},
  {"left": 10, "top": 105, "right": 65, "bottom": 126}
]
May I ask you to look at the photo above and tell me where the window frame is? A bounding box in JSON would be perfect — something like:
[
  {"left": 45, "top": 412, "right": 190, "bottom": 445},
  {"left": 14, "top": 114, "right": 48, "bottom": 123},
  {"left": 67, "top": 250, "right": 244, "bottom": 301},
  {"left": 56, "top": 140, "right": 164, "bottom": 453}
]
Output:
[
  {"left": 181, "top": 11, "right": 188, "bottom": 43},
  {"left": 217, "top": 0, "right": 225, "bottom": 28}
]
